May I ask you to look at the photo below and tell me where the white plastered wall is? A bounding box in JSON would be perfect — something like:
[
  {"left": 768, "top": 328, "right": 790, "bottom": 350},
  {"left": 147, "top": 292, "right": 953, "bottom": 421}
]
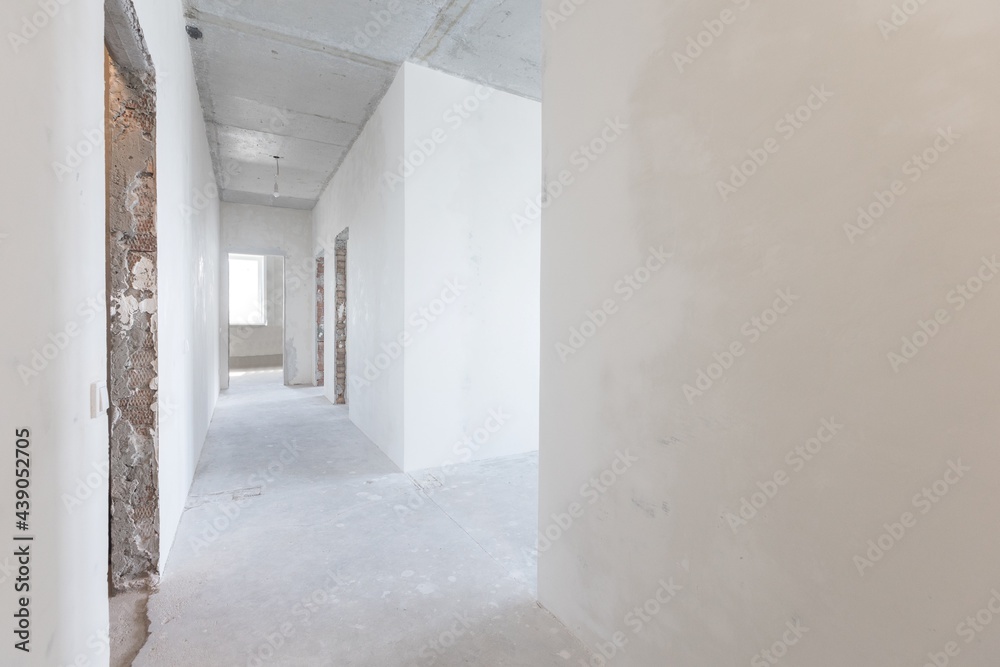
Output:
[
  {"left": 0, "top": 0, "right": 222, "bottom": 662},
  {"left": 401, "top": 62, "right": 541, "bottom": 471},
  {"left": 313, "top": 64, "right": 541, "bottom": 472},
  {"left": 0, "top": 2, "right": 109, "bottom": 663},
  {"left": 539, "top": 1, "right": 1000, "bottom": 665},
  {"left": 313, "top": 68, "right": 407, "bottom": 466},
  {"left": 131, "top": 0, "right": 222, "bottom": 575}
]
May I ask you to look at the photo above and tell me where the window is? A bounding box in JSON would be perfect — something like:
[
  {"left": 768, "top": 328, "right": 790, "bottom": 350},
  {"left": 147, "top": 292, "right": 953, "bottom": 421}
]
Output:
[{"left": 229, "top": 254, "right": 267, "bottom": 326}]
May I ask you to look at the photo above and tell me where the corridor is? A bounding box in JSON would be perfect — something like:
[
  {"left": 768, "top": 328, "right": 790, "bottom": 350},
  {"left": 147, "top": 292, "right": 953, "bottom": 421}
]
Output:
[{"left": 133, "top": 370, "right": 588, "bottom": 666}]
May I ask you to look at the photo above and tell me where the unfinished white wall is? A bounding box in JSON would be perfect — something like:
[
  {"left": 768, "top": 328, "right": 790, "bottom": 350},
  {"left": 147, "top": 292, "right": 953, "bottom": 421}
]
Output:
[
  {"left": 402, "top": 63, "right": 541, "bottom": 470},
  {"left": 222, "top": 202, "right": 314, "bottom": 386},
  {"left": 130, "top": 0, "right": 222, "bottom": 575},
  {"left": 0, "top": 0, "right": 221, "bottom": 662},
  {"left": 313, "top": 65, "right": 541, "bottom": 472},
  {"left": 229, "top": 255, "right": 284, "bottom": 365},
  {"left": 539, "top": 1, "right": 1000, "bottom": 665},
  {"left": 0, "top": 2, "right": 109, "bottom": 663},
  {"left": 313, "top": 68, "right": 406, "bottom": 466}
]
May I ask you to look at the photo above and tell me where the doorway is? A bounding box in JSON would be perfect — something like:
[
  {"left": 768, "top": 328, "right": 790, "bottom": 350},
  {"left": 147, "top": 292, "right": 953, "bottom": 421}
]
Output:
[
  {"left": 334, "top": 228, "right": 349, "bottom": 404},
  {"left": 228, "top": 253, "right": 285, "bottom": 377},
  {"left": 105, "top": 0, "right": 158, "bottom": 594},
  {"left": 316, "top": 254, "right": 325, "bottom": 386},
  {"left": 105, "top": 0, "right": 159, "bottom": 664}
]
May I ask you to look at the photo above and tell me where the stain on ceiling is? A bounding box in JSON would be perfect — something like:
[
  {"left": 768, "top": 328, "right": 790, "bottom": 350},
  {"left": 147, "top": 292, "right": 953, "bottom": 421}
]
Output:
[{"left": 183, "top": 0, "right": 541, "bottom": 210}]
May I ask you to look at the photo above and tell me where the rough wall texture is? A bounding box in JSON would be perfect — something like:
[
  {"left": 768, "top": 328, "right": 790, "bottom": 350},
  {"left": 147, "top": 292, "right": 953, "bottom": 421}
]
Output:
[
  {"left": 107, "top": 53, "right": 159, "bottom": 591},
  {"left": 334, "top": 229, "right": 349, "bottom": 404},
  {"left": 316, "top": 255, "right": 325, "bottom": 386}
]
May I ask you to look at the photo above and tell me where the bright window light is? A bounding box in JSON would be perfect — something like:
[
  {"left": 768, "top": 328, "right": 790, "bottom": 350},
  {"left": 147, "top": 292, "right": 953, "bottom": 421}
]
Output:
[{"left": 229, "top": 254, "right": 267, "bottom": 326}]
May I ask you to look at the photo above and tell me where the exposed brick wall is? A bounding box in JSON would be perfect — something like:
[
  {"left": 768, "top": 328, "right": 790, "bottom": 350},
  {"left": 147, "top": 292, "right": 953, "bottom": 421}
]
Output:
[
  {"left": 335, "top": 229, "right": 349, "bottom": 405},
  {"left": 107, "top": 52, "right": 159, "bottom": 592},
  {"left": 316, "top": 256, "right": 325, "bottom": 386}
]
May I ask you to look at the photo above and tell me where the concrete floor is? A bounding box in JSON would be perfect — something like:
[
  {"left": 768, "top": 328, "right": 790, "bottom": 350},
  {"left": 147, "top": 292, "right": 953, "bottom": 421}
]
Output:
[
  {"left": 110, "top": 589, "right": 150, "bottom": 667},
  {"left": 133, "top": 369, "right": 589, "bottom": 666}
]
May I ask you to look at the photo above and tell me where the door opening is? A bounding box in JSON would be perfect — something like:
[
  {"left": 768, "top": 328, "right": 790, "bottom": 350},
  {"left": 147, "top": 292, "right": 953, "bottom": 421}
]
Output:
[
  {"left": 334, "top": 228, "right": 349, "bottom": 405},
  {"left": 316, "top": 254, "right": 325, "bottom": 386},
  {"left": 105, "top": 0, "right": 160, "bottom": 663},
  {"left": 228, "top": 253, "right": 285, "bottom": 377},
  {"left": 105, "top": 0, "right": 158, "bottom": 594}
]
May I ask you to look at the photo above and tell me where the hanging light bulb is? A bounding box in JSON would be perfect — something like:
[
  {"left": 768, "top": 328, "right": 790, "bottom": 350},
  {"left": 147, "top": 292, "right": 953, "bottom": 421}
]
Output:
[{"left": 273, "top": 156, "right": 281, "bottom": 199}]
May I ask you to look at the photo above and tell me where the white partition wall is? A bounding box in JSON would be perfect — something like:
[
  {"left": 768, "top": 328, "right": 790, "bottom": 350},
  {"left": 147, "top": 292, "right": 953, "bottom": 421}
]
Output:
[
  {"left": 401, "top": 63, "right": 541, "bottom": 471},
  {"left": 314, "top": 63, "right": 542, "bottom": 471},
  {"left": 538, "top": 1, "right": 1000, "bottom": 665},
  {"left": 314, "top": 69, "right": 408, "bottom": 465},
  {"left": 0, "top": 0, "right": 221, "bottom": 661}
]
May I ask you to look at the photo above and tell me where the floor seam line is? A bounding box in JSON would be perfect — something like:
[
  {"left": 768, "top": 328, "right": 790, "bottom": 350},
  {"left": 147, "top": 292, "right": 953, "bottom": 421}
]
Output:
[{"left": 413, "top": 478, "right": 525, "bottom": 587}]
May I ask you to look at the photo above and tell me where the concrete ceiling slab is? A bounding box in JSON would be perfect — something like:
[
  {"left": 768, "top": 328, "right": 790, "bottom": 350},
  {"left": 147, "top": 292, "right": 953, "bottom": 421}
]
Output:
[
  {"left": 213, "top": 131, "right": 346, "bottom": 206},
  {"left": 222, "top": 189, "right": 316, "bottom": 211},
  {"left": 190, "top": 20, "right": 394, "bottom": 126},
  {"left": 184, "top": 0, "right": 540, "bottom": 211},
  {"left": 412, "top": 0, "right": 541, "bottom": 100},
  {"left": 190, "top": 0, "right": 449, "bottom": 64},
  {"left": 213, "top": 126, "right": 346, "bottom": 177},
  {"left": 209, "top": 96, "right": 358, "bottom": 147}
]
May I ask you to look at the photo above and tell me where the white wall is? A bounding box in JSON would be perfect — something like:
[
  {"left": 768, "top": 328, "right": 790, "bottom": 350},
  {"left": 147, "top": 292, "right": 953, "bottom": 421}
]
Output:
[
  {"left": 313, "top": 65, "right": 541, "bottom": 472},
  {"left": 229, "top": 255, "right": 284, "bottom": 363},
  {"left": 313, "top": 69, "right": 407, "bottom": 466},
  {"left": 130, "top": 0, "right": 222, "bottom": 576},
  {"left": 221, "top": 202, "right": 315, "bottom": 386},
  {"left": 402, "top": 63, "right": 541, "bottom": 470},
  {"left": 0, "top": 0, "right": 221, "bottom": 662},
  {"left": 0, "top": 2, "right": 108, "bottom": 663},
  {"left": 539, "top": 1, "right": 1000, "bottom": 665}
]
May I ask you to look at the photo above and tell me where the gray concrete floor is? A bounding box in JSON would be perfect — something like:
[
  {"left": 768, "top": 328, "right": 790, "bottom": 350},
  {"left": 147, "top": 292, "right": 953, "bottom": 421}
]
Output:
[
  {"left": 110, "top": 589, "right": 150, "bottom": 667},
  {"left": 133, "top": 369, "right": 589, "bottom": 666}
]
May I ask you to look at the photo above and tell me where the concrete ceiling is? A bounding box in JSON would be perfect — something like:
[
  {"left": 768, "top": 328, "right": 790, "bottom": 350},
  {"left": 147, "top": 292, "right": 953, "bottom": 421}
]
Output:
[{"left": 182, "top": 0, "right": 541, "bottom": 211}]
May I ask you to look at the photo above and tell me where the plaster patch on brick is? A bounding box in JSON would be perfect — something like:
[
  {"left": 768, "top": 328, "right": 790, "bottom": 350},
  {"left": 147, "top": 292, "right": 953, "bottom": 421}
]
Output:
[{"left": 132, "top": 256, "right": 156, "bottom": 291}]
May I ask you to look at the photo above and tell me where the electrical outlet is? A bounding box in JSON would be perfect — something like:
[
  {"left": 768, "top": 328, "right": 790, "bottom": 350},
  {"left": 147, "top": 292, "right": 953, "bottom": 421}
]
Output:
[{"left": 91, "top": 381, "right": 109, "bottom": 419}]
